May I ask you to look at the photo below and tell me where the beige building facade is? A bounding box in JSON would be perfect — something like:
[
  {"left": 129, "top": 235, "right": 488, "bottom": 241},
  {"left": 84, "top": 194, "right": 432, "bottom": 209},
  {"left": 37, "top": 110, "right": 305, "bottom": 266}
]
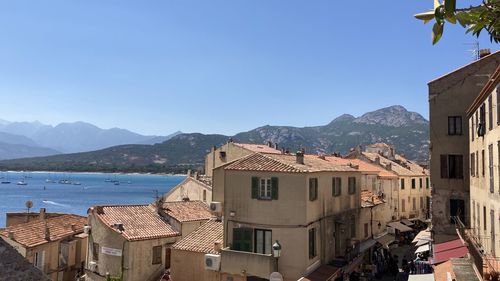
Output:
[
  {"left": 212, "top": 152, "right": 393, "bottom": 280},
  {"left": 163, "top": 172, "right": 212, "bottom": 204},
  {"left": 0, "top": 212, "right": 87, "bottom": 281},
  {"left": 429, "top": 51, "right": 500, "bottom": 234}
]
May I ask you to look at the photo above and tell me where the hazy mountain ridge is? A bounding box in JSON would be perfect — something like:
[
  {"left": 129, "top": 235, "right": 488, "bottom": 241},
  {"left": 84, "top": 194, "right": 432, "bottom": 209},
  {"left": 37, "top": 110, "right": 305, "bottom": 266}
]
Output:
[{"left": 0, "top": 105, "right": 430, "bottom": 172}]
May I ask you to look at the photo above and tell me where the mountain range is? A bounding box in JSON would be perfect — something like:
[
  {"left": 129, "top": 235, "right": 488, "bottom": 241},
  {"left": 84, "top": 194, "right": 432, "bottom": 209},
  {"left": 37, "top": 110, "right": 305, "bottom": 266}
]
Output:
[
  {"left": 0, "top": 105, "right": 430, "bottom": 172},
  {"left": 0, "top": 120, "right": 181, "bottom": 160}
]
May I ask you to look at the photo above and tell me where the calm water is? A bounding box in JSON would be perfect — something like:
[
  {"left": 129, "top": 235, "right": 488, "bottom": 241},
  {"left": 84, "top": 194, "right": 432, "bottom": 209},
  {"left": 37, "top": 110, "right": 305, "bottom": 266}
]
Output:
[{"left": 0, "top": 172, "right": 185, "bottom": 227}]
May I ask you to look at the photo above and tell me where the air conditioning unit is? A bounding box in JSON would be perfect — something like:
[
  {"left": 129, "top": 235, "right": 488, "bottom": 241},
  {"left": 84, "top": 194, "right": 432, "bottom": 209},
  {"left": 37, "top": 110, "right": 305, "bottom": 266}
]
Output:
[
  {"left": 88, "top": 261, "right": 97, "bottom": 271},
  {"left": 83, "top": 225, "right": 91, "bottom": 234},
  {"left": 209, "top": 202, "right": 222, "bottom": 213},
  {"left": 204, "top": 254, "right": 221, "bottom": 271},
  {"left": 387, "top": 226, "right": 395, "bottom": 234}
]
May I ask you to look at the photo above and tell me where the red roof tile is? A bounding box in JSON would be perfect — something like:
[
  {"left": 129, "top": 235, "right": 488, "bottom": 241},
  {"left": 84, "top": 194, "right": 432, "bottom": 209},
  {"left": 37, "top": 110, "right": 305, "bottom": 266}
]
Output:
[
  {"left": 233, "top": 143, "right": 282, "bottom": 154},
  {"left": 94, "top": 205, "right": 179, "bottom": 241},
  {"left": 361, "top": 190, "right": 385, "bottom": 208},
  {"left": 431, "top": 239, "right": 469, "bottom": 264},
  {"left": 0, "top": 214, "right": 86, "bottom": 248},
  {"left": 162, "top": 201, "right": 213, "bottom": 223},
  {"left": 172, "top": 219, "right": 223, "bottom": 254}
]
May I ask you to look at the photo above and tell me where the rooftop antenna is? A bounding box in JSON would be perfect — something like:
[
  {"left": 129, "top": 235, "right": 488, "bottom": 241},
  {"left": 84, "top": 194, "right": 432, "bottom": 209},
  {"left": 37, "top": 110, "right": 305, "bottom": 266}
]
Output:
[{"left": 464, "top": 41, "right": 480, "bottom": 61}]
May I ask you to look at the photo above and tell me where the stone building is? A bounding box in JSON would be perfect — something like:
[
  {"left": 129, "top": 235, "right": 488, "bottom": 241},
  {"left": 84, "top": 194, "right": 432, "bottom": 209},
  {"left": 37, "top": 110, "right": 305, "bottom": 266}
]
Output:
[
  {"left": 0, "top": 238, "right": 51, "bottom": 281},
  {"left": 0, "top": 213, "right": 87, "bottom": 281},
  {"left": 429, "top": 50, "right": 500, "bottom": 234}
]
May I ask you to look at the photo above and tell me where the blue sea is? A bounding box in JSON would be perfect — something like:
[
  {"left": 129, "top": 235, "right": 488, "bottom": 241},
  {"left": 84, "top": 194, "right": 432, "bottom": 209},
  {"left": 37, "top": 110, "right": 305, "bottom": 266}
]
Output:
[{"left": 0, "top": 172, "right": 185, "bottom": 227}]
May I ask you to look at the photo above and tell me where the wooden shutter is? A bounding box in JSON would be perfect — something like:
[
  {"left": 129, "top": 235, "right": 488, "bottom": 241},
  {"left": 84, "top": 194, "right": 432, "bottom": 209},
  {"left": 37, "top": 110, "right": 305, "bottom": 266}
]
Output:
[
  {"left": 271, "top": 177, "right": 279, "bottom": 200},
  {"left": 309, "top": 178, "right": 314, "bottom": 201},
  {"left": 251, "top": 177, "right": 259, "bottom": 199},
  {"left": 440, "top": 155, "right": 448, "bottom": 178},
  {"left": 457, "top": 155, "right": 464, "bottom": 179}
]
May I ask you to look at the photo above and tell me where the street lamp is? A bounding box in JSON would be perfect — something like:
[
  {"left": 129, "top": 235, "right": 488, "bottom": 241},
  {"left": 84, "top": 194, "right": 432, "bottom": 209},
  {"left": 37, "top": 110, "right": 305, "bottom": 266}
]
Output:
[{"left": 272, "top": 240, "right": 282, "bottom": 272}]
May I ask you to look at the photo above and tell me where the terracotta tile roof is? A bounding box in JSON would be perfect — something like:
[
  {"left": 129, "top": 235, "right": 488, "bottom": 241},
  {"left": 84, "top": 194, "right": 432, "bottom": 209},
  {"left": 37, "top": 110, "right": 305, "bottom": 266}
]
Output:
[
  {"left": 225, "top": 153, "right": 305, "bottom": 173},
  {"left": 361, "top": 190, "right": 385, "bottom": 208},
  {"left": 233, "top": 143, "right": 282, "bottom": 154},
  {"left": 366, "top": 143, "right": 393, "bottom": 149},
  {"left": 0, "top": 214, "right": 86, "bottom": 248},
  {"left": 324, "top": 157, "right": 397, "bottom": 178},
  {"left": 162, "top": 201, "right": 212, "bottom": 223},
  {"left": 94, "top": 205, "right": 179, "bottom": 241},
  {"left": 171, "top": 219, "right": 223, "bottom": 254},
  {"left": 363, "top": 152, "right": 428, "bottom": 176}
]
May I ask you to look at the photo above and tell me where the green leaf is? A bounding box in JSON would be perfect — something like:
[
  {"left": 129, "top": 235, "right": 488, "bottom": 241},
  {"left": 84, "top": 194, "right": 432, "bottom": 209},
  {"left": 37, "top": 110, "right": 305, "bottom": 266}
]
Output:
[
  {"left": 446, "top": 13, "right": 457, "bottom": 24},
  {"left": 432, "top": 22, "right": 444, "bottom": 44},
  {"left": 456, "top": 12, "right": 469, "bottom": 27},
  {"left": 415, "top": 10, "right": 436, "bottom": 21},
  {"left": 444, "top": 0, "right": 456, "bottom": 15}
]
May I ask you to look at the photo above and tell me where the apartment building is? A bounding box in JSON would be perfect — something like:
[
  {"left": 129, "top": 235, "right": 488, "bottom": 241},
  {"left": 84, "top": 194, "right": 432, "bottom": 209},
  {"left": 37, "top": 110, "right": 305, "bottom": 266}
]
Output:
[
  {"left": 466, "top": 65, "right": 500, "bottom": 277},
  {"left": 211, "top": 151, "right": 396, "bottom": 280},
  {"left": 0, "top": 212, "right": 87, "bottom": 281},
  {"left": 347, "top": 143, "right": 431, "bottom": 221},
  {"left": 429, "top": 50, "right": 500, "bottom": 234},
  {"left": 163, "top": 170, "right": 213, "bottom": 203}
]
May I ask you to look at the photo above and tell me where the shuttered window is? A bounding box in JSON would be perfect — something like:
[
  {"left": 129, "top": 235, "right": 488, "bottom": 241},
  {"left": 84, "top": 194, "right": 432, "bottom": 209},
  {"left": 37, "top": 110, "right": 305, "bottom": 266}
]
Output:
[
  {"left": 309, "top": 178, "right": 318, "bottom": 201},
  {"left": 332, "top": 177, "right": 341, "bottom": 196},
  {"left": 400, "top": 178, "right": 405, "bottom": 190},
  {"left": 411, "top": 178, "right": 416, "bottom": 189},
  {"left": 440, "top": 155, "right": 448, "bottom": 178},
  {"left": 348, "top": 177, "right": 356, "bottom": 194},
  {"left": 489, "top": 95, "right": 493, "bottom": 130},
  {"left": 419, "top": 178, "right": 423, "bottom": 189},
  {"left": 308, "top": 228, "right": 316, "bottom": 259},
  {"left": 441, "top": 154, "right": 463, "bottom": 179},
  {"left": 401, "top": 199, "right": 406, "bottom": 212},
  {"left": 251, "top": 177, "right": 278, "bottom": 200},
  {"left": 471, "top": 152, "right": 476, "bottom": 177},
  {"left": 232, "top": 228, "right": 253, "bottom": 252},
  {"left": 448, "top": 116, "right": 462, "bottom": 135},
  {"left": 255, "top": 229, "right": 272, "bottom": 254},
  {"left": 426, "top": 177, "right": 429, "bottom": 189},
  {"left": 152, "top": 246, "right": 162, "bottom": 264},
  {"left": 489, "top": 144, "right": 494, "bottom": 193}
]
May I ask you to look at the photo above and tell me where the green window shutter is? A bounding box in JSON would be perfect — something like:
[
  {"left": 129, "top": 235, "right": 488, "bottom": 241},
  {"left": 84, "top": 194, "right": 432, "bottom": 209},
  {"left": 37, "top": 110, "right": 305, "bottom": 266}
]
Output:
[
  {"left": 242, "top": 228, "right": 253, "bottom": 252},
  {"left": 271, "top": 177, "right": 279, "bottom": 200},
  {"left": 251, "top": 177, "right": 259, "bottom": 199},
  {"left": 332, "top": 178, "right": 335, "bottom": 196},
  {"left": 232, "top": 228, "right": 242, "bottom": 250},
  {"left": 314, "top": 179, "right": 318, "bottom": 200},
  {"left": 309, "top": 178, "right": 314, "bottom": 201}
]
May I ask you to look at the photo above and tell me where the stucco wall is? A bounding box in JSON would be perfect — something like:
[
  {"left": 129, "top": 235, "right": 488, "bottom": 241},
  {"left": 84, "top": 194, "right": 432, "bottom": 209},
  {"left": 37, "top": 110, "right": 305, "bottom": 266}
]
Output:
[
  {"left": 205, "top": 143, "right": 253, "bottom": 177},
  {"left": 429, "top": 53, "right": 500, "bottom": 234},
  {"left": 171, "top": 249, "right": 220, "bottom": 281},
  {"left": 163, "top": 177, "right": 212, "bottom": 204}
]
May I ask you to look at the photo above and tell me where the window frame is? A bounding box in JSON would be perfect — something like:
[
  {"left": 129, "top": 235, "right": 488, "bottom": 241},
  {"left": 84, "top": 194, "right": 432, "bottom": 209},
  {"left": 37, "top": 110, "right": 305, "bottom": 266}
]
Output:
[
  {"left": 448, "top": 116, "right": 463, "bottom": 135},
  {"left": 259, "top": 178, "right": 272, "bottom": 200},
  {"left": 254, "top": 229, "right": 272, "bottom": 255},
  {"left": 348, "top": 177, "right": 356, "bottom": 194},
  {"left": 400, "top": 178, "right": 405, "bottom": 190},
  {"left": 309, "top": 178, "right": 318, "bottom": 201},
  {"left": 308, "top": 228, "right": 316, "bottom": 259},
  {"left": 152, "top": 246, "right": 162, "bottom": 265},
  {"left": 332, "top": 177, "right": 341, "bottom": 197}
]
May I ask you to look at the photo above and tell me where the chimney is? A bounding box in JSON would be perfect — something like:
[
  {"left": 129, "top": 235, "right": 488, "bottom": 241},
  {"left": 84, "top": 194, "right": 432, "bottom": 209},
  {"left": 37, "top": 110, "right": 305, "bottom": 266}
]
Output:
[
  {"left": 39, "top": 208, "right": 46, "bottom": 220},
  {"left": 70, "top": 224, "right": 77, "bottom": 232},
  {"left": 194, "top": 171, "right": 199, "bottom": 180},
  {"left": 274, "top": 143, "right": 279, "bottom": 150},
  {"left": 8, "top": 231, "right": 14, "bottom": 240},
  {"left": 187, "top": 169, "right": 192, "bottom": 178},
  {"left": 385, "top": 163, "right": 392, "bottom": 171},
  {"left": 375, "top": 156, "right": 381, "bottom": 165},
  {"left": 296, "top": 151, "right": 305, "bottom": 164},
  {"left": 267, "top": 141, "right": 273, "bottom": 148},
  {"left": 44, "top": 223, "right": 51, "bottom": 241},
  {"left": 480, "top": 49, "right": 491, "bottom": 59}
]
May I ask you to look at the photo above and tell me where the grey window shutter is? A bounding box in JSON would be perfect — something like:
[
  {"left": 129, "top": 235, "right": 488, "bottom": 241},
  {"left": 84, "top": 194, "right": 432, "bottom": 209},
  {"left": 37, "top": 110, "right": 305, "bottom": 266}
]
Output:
[
  {"left": 251, "top": 177, "right": 259, "bottom": 199},
  {"left": 271, "top": 177, "right": 279, "bottom": 200}
]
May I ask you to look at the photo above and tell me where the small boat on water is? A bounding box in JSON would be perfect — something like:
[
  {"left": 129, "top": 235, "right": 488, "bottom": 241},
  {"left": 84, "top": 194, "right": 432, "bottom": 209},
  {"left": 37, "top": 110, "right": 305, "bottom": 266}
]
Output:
[
  {"left": 17, "top": 180, "right": 27, "bottom": 186},
  {"left": 73, "top": 182, "right": 81, "bottom": 186},
  {"left": 114, "top": 181, "right": 120, "bottom": 186},
  {"left": 1, "top": 181, "right": 10, "bottom": 184},
  {"left": 104, "top": 179, "right": 112, "bottom": 182}
]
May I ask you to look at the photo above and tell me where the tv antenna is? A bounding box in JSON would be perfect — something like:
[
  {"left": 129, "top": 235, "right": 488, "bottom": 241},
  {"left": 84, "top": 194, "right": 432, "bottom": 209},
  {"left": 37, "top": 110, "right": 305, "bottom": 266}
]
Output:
[{"left": 464, "top": 41, "right": 480, "bottom": 61}]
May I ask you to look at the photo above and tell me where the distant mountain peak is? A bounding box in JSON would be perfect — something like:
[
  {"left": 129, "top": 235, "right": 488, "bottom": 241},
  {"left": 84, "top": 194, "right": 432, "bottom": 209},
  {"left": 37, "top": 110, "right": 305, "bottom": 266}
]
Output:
[
  {"left": 353, "top": 105, "right": 428, "bottom": 127},
  {"left": 330, "top": 114, "right": 355, "bottom": 124}
]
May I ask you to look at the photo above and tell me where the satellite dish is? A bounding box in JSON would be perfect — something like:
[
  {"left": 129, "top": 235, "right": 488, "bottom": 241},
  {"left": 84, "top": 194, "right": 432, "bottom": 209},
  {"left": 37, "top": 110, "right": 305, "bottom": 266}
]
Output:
[
  {"left": 270, "top": 272, "right": 283, "bottom": 281},
  {"left": 25, "top": 200, "right": 33, "bottom": 213}
]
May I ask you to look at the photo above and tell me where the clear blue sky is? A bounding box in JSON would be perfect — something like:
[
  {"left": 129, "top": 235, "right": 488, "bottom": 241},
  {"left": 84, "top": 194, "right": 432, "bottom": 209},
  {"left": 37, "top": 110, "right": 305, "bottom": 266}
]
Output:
[{"left": 0, "top": 1, "right": 496, "bottom": 136}]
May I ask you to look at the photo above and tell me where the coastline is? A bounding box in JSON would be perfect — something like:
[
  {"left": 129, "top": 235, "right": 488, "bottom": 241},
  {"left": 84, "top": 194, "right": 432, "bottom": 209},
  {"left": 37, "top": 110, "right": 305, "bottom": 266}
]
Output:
[{"left": 1, "top": 170, "right": 187, "bottom": 177}]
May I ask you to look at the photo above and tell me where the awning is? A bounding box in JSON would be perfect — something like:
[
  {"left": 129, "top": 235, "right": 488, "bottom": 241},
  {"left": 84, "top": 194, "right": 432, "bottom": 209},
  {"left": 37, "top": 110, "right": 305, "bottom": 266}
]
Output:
[
  {"left": 408, "top": 274, "right": 435, "bottom": 281},
  {"left": 388, "top": 221, "right": 413, "bottom": 232},
  {"left": 430, "top": 238, "right": 469, "bottom": 264},
  {"left": 375, "top": 233, "right": 396, "bottom": 249},
  {"left": 412, "top": 229, "right": 431, "bottom": 243},
  {"left": 359, "top": 239, "right": 376, "bottom": 253},
  {"left": 415, "top": 238, "right": 431, "bottom": 247},
  {"left": 300, "top": 265, "right": 341, "bottom": 281},
  {"left": 415, "top": 244, "right": 430, "bottom": 254},
  {"left": 401, "top": 218, "right": 415, "bottom": 226}
]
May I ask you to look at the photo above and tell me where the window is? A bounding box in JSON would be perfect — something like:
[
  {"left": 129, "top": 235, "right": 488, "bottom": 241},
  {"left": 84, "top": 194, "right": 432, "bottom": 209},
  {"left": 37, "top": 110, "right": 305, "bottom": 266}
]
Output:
[
  {"left": 426, "top": 177, "right": 429, "bottom": 189},
  {"left": 477, "top": 150, "right": 480, "bottom": 177},
  {"left": 472, "top": 114, "right": 475, "bottom": 141},
  {"left": 490, "top": 144, "right": 494, "bottom": 193},
  {"left": 251, "top": 177, "right": 278, "bottom": 200},
  {"left": 364, "top": 223, "right": 369, "bottom": 238},
  {"left": 259, "top": 178, "right": 272, "bottom": 199},
  {"left": 350, "top": 215, "right": 356, "bottom": 238},
  {"left": 477, "top": 204, "right": 481, "bottom": 232},
  {"left": 232, "top": 228, "right": 253, "bottom": 252},
  {"left": 332, "top": 177, "right": 341, "bottom": 196},
  {"left": 484, "top": 206, "right": 487, "bottom": 231},
  {"left": 420, "top": 197, "right": 424, "bottom": 209},
  {"left": 34, "top": 251, "right": 45, "bottom": 271},
  {"left": 348, "top": 177, "right": 356, "bottom": 194},
  {"left": 411, "top": 178, "right": 416, "bottom": 189},
  {"left": 254, "top": 229, "right": 272, "bottom": 254},
  {"left": 471, "top": 152, "right": 476, "bottom": 177},
  {"left": 479, "top": 104, "right": 486, "bottom": 136},
  {"left": 402, "top": 199, "right": 406, "bottom": 212},
  {"left": 473, "top": 201, "right": 476, "bottom": 230},
  {"left": 203, "top": 190, "right": 207, "bottom": 201},
  {"left": 308, "top": 228, "right": 316, "bottom": 259},
  {"left": 449, "top": 199, "right": 465, "bottom": 224},
  {"left": 152, "top": 246, "right": 162, "bottom": 264},
  {"left": 419, "top": 178, "right": 423, "bottom": 189},
  {"left": 412, "top": 197, "right": 416, "bottom": 211},
  {"left": 309, "top": 178, "right": 318, "bottom": 201},
  {"left": 489, "top": 95, "right": 493, "bottom": 130},
  {"left": 92, "top": 242, "right": 99, "bottom": 261},
  {"left": 440, "top": 155, "right": 464, "bottom": 179},
  {"left": 482, "top": 150, "right": 485, "bottom": 176},
  {"left": 400, "top": 178, "right": 405, "bottom": 190},
  {"left": 448, "top": 116, "right": 462, "bottom": 135}
]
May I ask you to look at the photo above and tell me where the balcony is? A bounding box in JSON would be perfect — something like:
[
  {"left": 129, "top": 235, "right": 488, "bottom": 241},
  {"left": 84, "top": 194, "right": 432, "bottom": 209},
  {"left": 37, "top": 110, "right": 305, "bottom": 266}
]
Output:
[{"left": 220, "top": 248, "right": 275, "bottom": 279}]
